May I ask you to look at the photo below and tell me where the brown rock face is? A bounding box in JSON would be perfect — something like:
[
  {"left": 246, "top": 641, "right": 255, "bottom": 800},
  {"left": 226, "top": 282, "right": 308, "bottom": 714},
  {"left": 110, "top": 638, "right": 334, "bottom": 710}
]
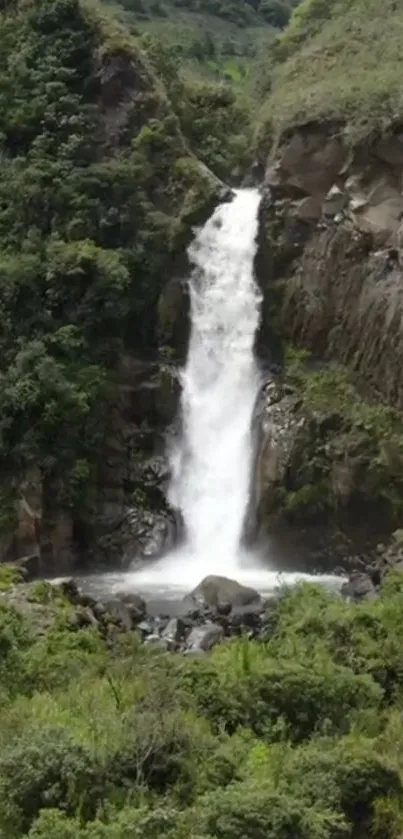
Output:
[
  {"left": 258, "top": 124, "right": 403, "bottom": 409},
  {"left": 276, "top": 126, "right": 346, "bottom": 197}
]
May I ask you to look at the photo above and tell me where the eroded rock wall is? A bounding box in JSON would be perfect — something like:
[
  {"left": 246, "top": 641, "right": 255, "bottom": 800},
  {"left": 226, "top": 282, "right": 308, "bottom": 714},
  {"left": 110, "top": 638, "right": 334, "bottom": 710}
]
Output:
[{"left": 258, "top": 124, "right": 403, "bottom": 407}]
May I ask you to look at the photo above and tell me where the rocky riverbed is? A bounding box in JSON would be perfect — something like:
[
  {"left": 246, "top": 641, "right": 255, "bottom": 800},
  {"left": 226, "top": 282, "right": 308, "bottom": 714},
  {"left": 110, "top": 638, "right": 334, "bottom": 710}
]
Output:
[{"left": 4, "top": 554, "right": 402, "bottom": 656}]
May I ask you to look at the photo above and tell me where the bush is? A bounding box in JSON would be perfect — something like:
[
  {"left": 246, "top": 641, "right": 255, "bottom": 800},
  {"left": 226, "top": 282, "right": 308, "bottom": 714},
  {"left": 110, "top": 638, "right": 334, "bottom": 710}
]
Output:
[
  {"left": 195, "top": 782, "right": 345, "bottom": 839},
  {"left": 182, "top": 641, "right": 382, "bottom": 740},
  {"left": 0, "top": 726, "right": 107, "bottom": 836}
]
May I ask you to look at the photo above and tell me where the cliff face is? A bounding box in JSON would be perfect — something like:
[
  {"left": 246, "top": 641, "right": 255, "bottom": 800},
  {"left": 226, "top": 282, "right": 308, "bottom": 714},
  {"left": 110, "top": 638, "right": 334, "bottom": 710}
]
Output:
[
  {"left": 254, "top": 124, "right": 403, "bottom": 554},
  {"left": 0, "top": 0, "right": 225, "bottom": 574},
  {"left": 261, "top": 125, "right": 403, "bottom": 407}
]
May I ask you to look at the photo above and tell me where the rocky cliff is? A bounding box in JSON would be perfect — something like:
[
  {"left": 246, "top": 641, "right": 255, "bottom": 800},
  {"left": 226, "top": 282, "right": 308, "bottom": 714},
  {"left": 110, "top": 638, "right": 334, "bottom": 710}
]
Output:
[
  {"left": 253, "top": 0, "right": 403, "bottom": 555},
  {"left": 260, "top": 125, "right": 403, "bottom": 406}
]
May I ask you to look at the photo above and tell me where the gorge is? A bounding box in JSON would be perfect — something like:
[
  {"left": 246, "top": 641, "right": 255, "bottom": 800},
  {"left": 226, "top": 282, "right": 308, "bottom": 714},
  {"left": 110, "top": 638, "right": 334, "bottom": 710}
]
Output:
[{"left": 3, "top": 1, "right": 403, "bottom": 838}]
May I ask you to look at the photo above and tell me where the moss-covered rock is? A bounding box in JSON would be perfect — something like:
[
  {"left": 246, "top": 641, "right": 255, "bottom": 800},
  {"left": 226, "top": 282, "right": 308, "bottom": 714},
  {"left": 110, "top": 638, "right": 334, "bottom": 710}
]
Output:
[{"left": 254, "top": 355, "right": 403, "bottom": 550}]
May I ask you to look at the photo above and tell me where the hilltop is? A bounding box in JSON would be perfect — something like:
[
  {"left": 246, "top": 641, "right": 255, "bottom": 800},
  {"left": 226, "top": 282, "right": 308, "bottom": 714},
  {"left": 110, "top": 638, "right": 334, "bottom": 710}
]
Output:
[{"left": 259, "top": 0, "right": 403, "bottom": 145}]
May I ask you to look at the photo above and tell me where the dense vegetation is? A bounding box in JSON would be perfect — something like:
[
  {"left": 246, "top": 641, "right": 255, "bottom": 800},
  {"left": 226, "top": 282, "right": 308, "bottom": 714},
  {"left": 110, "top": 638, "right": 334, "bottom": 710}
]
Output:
[
  {"left": 259, "top": 0, "right": 403, "bottom": 144},
  {"left": 271, "top": 349, "right": 403, "bottom": 526},
  {"left": 0, "top": 0, "right": 249, "bottom": 539},
  {"left": 2, "top": 571, "right": 403, "bottom": 837},
  {"left": 112, "top": 0, "right": 302, "bottom": 90}
]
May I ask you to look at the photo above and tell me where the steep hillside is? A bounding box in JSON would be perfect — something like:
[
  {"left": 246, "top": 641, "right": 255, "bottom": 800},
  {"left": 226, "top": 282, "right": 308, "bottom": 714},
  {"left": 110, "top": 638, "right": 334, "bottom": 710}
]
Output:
[
  {"left": 255, "top": 0, "right": 403, "bottom": 545},
  {"left": 0, "top": 0, "right": 226, "bottom": 572},
  {"left": 260, "top": 0, "right": 403, "bottom": 143},
  {"left": 112, "top": 0, "right": 302, "bottom": 88}
]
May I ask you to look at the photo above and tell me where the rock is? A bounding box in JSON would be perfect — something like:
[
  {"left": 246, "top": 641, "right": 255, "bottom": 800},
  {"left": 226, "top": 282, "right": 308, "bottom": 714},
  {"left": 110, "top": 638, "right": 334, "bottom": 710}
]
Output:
[
  {"left": 276, "top": 128, "right": 346, "bottom": 197},
  {"left": 98, "top": 506, "right": 176, "bottom": 570},
  {"left": 102, "top": 593, "right": 145, "bottom": 630},
  {"left": 185, "top": 575, "right": 261, "bottom": 611},
  {"left": 103, "top": 600, "right": 133, "bottom": 631},
  {"left": 162, "top": 617, "right": 184, "bottom": 644},
  {"left": 144, "top": 634, "right": 170, "bottom": 651},
  {"left": 59, "top": 578, "right": 81, "bottom": 604},
  {"left": 186, "top": 623, "right": 224, "bottom": 652},
  {"left": 137, "top": 619, "right": 153, "bottom": 636},
  {"left": 323, "top": 185, "right": 347, "bottom": 218},
  {"left": 341, "top": 571, "right": 377, "bottom": 601},
  {"left": 116, "top": 592, "right": 146, "bottom": 622},
  {"left": 230, "top": 602, "right": 264, "bottom": 630},
  {"left": 71, "top": 606, "right": 99, "bottom": 629},
  {"left": 15, "top": 554, "right": 41, "bottom": 581},
  {"left": 157, "top": 278, "right": 189, "bottom": 359},
  {"left": 374, "top": 134, "right": 403, "bottom": 167},
  {"left": 295, "top": 195, "right": 323, "bottom": 222},
  {"left": 92, "top": 601, "right": 107, "bottom": 621}
]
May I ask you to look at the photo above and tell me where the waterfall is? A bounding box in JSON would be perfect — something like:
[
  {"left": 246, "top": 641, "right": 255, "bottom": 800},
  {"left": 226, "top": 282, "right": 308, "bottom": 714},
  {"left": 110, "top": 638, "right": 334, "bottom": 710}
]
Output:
[
  {"left": 128, "top": 189, "right": 341, "bottom": 595},
  {"left": 168, "top": 188, "right": 262, "bottom": 569}
]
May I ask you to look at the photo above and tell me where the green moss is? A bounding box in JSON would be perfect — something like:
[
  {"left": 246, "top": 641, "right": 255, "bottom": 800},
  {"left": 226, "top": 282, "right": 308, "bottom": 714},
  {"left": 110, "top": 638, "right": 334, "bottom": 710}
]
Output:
[
  {"left": 280, "top": 348, "right": 403, "bottom": 525},
  {"left": 0, "top": 565, "right": 23, "bottom": 592}
]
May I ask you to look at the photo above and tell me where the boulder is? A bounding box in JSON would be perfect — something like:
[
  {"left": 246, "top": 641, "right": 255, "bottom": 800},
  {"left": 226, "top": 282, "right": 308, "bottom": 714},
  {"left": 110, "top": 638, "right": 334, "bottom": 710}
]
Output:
[
  {"left": 185, "top": 575, "right": 261, "bottom": 611},
  {"left": 186, "top": 623, "right": 224, "bottom": 652},
  {"left": 103, "top": 593, "right": 146, "bottom": 629},
  {"left": 162, "top": 617, "right": 184, "bottom": 645},
  {"left": 98, "top": 507, "right": 176, "bottom": 570},
  {"left": 15, "top": 554, "right": 41, "bottom": 581},
  {"left": 341, "top": 571, "right": 377, "bottom": 601}
]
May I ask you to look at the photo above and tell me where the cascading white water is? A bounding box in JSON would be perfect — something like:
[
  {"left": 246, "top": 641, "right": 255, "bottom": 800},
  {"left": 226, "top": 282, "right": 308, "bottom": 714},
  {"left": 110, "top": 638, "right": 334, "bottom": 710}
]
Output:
[
  {"left": 127, "top": 188, "right": 342, "bottom": 595},
  {"left": 47, "top": 193, "right": 346, "bottom": 601},
  {"left": 167, "top": 188, "right": 262, "bottom": 571}
]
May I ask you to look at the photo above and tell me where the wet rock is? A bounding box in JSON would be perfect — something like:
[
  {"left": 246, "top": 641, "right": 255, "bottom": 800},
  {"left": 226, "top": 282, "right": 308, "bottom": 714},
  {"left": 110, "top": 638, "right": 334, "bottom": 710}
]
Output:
[
  {"left": 185, "top": 575, "right": 261, "bottom": 611},
  {"left": 92, "top": 601, "right": 107, "bottom": 621},
  {"left": 103, "top": 593, "right": 146, "bottom": 630},
  {"left": 118, "top": 592, "right": 147, "bottom": 618},
  {"left": 59, "top": 578, "right": 81, "bottom": 604},
  {"left": 71, "top": 606, "right": 99, "bottom": 629},
  {"left": 341, "top": 571, "right": 377, "bottom": 601},
  {"left": 162, "top": 617, "right": 184, "bottom": 645},
  {"left": 144, "top": 634, "right": 170, "bottom": 651},
  {"left": 137, "top": 619, "right": 154, "bottom": 636},
  {"left": 186, "top": 623, "right": 224, "bottom": 651},
  {"left": 158, "top": 278, "right": 190, "bottom": 360},
  {"left": 230, "top": 601, "right": 264, "bottom": 630},
  {"left": 15, "top": 554, "right": 41, "bottom": 581},
  {"left": 103, "top": 600, "right": 133, "bottom": 631}
]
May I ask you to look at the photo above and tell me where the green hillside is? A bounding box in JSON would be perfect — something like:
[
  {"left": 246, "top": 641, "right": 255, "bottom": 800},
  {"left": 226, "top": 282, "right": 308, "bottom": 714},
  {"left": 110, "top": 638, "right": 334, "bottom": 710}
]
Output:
[
  {"left": 260, "top": 0, "right": 403, "bottom": 144},
  {"left": 108, "top": 0, "right": 302, "bottom": 88},
  {"left": 0, "top": 0, "right": 227, "bottom": 530}
]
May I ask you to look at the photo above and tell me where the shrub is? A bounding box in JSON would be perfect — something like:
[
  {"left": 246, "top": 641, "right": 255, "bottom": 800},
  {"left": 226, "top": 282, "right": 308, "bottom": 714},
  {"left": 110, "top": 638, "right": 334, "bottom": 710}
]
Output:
[
  {"left": 0, "top": 726, "right": 107, "bottom": 836},
  {"left": 182, "top": 641, "right": 382, "bottom": 740},
  {"left": 195, "top": 782, "right": 345, "bottom": 839}
]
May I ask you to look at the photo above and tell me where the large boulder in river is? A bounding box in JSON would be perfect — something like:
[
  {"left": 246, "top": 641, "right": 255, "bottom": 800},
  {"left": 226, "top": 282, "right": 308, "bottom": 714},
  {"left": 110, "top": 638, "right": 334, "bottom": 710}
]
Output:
[{"left": 185, "top": 575, "right": 261, "bottom": 611}]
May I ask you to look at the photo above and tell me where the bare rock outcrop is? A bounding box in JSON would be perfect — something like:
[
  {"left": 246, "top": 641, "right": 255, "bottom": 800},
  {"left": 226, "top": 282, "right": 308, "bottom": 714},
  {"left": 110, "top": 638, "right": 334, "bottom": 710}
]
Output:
[{"left": 258, "top": 124, "right": 403, "bottom": 409}]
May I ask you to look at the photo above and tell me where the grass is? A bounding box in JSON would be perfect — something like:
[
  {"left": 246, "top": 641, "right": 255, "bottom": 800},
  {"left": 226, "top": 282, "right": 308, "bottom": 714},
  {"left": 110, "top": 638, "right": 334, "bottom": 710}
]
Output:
[{"left": 260, "top": 0, "right": 403, "bottom": 145}]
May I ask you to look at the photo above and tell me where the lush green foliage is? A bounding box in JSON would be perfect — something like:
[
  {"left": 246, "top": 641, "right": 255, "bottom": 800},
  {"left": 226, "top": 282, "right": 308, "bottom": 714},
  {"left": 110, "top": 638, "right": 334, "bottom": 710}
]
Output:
[
  {"left": 141, "top": 34, "right": 252, "bottom": 178},
  {"left": 260, "top": 0, "right": 403, "bottom": 142},
  {"left": 0, "top": 0, "right": 220, "bottom": 526},
  {"left": 3, "top": 576, "right": 403, "bottom": 836}
]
